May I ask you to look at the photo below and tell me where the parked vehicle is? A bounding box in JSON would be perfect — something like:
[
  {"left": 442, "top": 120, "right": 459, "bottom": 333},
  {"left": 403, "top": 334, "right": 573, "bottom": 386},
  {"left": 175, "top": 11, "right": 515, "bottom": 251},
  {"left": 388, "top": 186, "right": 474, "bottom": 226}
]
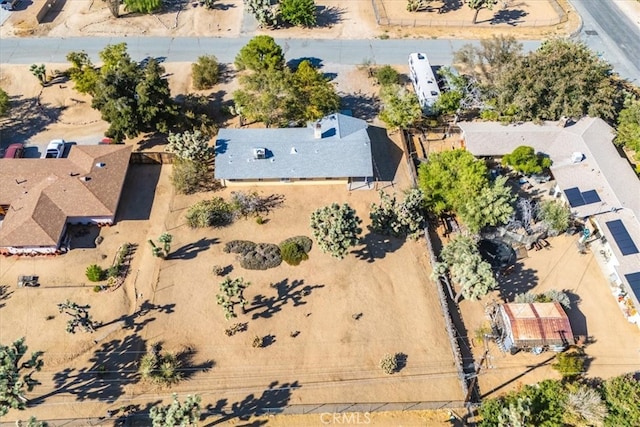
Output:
[
  {"left": 3, "top": 143, "right": 24, "bottom": 158},
  {"left": 44, "top": 139, "right": 65, "bottom": 158}
]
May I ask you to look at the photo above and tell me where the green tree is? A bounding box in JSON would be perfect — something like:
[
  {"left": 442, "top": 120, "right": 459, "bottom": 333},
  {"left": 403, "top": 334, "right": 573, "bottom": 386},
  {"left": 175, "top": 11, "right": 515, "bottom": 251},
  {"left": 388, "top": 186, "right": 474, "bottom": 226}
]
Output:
[
  {"left": 374, "top": 65, "right": 400, "bottom": 87},
  {"left": 57, "top": 301, "right": 95, "bottom": 334},
  {"left": 467, "top": 0, "right": 498, "bottom": 24},
  {"left": 0, "top": 338, "right": 44, "bottom": 416},
  {"left": 15, "top": 417, "right": 47, "bottom": 427},
  {"left": 85, "top": 264, "right": 105, "bottom": 282},
  {"left": 289, "top": 60, "right": 340, "bottom": 122},
  {"left": 434, "top": 90, "right": 463, "bottom": 115},
  {"left": 564, "top": 384, "right": 607, "bottom": 427},
  {"left": 150, "top": 394, "right": 201, "bottom": 426},
  {"left": 615, "top": 97, "right": 640, "bottom": 159},
  {"left": 235, "top": 35, "right": 285, "bottom": 72},
  {"left": 124, "top": 0, "right": 161, "bottom": 13},
  {"left": 310, "top": 203, "right": 362, "bottom": 259},
  {"left": 552, "top": 350, "right": 585, "bottom": 380},
  {"left": 136, "top": 58, "right": 176, "bottom": 134},
  {"left": 29, "top": 64, "right": 46, "bottom": 85},
  {"left": 233, "top": 69, "right": 292, "bottom": 127},
  {"left": 379, "top": 84, "right": 423, "bottom": 130},
  {"left": 406, "top": 0, "right": 434, "bottom": 12},
  {"left": 166, "top": 130, "right": 212, "bottom": 162},
  {"left": 171, "top": 157, "right": 211, "bottom": 195},
  {"left": 458, "top": 175, "right": 515, "bottom": 233},
  {"left": 502, "top": 145, "right": 552, "bottom": 175},
  {"left": 0, "top": 87, "right": 10, "bottom": 117},
  {"left": 602, "top": 374, "right": 640, "bottom": 427},
  {"left": 538, "top": 200, "right": 571, "bottom": 234},
  {"left": 216, "top": 277, "right": 251, "bottom": 320},
  {"left": 191, "top": 55, "right": 220, "bottom": 90},
  {"left": 493, "top": 40, "right": 621, "bottom": 122},
  {"left": 280, "top": 0, "right": 316, "bottom": 27},
  {"left": 370, "top": 189, "right": 425, "bottom": 239},
  {"left": 435, "top": 235, "right": 497, "bottom": 302},
  {"left": 66, "top": 51, "right": 99, "bottom": 94},
  {"left": 417, "top": 149, "right": 488, "bottom": 215}
]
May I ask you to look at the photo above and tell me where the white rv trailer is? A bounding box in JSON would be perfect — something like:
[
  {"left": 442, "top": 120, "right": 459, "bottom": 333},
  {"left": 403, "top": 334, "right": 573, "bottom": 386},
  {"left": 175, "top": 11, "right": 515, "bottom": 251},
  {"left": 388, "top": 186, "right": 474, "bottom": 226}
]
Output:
[{"left": 408, "top": 52, "right": 441, "bottom": 115}]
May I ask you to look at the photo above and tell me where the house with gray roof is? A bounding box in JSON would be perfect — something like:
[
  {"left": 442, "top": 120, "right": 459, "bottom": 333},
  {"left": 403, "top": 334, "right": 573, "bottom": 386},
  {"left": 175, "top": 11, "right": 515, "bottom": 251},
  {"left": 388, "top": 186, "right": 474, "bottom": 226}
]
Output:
[
  {"left": 215, "top": 113, "right": 374, "bottom": 190},
  {"left": 459, "top": 117, "right": 640, "bottom": 327}
]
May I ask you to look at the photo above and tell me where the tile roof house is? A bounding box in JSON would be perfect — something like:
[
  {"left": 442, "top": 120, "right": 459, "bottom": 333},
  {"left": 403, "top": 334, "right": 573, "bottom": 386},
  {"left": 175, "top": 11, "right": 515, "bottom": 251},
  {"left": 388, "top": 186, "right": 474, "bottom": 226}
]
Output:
[
  {"left": 215, "top": 113, "right": 374, "bottom": 190},
  {"left": 458, "top": 118, "right": 640, "bottom": 323},
  {"left": 0, "top": 144, "right": 132, "bottom": 254}
]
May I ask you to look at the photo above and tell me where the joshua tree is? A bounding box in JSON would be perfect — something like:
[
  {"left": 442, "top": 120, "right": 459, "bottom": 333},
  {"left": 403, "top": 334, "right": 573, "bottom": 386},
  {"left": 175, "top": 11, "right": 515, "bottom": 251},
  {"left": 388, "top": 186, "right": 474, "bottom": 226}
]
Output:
[
  {"left": 216, "top": 277, "right": 251, "bottom": 320},
  {"left": 29, "top": 64, "right": 46, "bottom": 85},
  {"left": 57, "top": 300, "right": 95, "bottom": 334},
  {"left": 158, "top": 233, "right": 173, "bottom": 254},
  {"left": 0, "top": 338, "right": 44, "bottom": 416}
]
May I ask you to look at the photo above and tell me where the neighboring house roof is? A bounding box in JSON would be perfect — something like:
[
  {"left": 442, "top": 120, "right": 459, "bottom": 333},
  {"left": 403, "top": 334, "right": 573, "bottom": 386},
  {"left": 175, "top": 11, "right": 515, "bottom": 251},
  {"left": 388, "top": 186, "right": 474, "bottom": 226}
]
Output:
[
  {"left": 215, "top": 113, "right": 374, "bottom": 180},
  {"left": 459, "top": 117, "right": 640, "bottom": 308},
  {"left": 0, "top": 145, "right": 132, "bottom": 248},
  {"left": 501, "top": 302, "right": 574, "bottom": 348}
]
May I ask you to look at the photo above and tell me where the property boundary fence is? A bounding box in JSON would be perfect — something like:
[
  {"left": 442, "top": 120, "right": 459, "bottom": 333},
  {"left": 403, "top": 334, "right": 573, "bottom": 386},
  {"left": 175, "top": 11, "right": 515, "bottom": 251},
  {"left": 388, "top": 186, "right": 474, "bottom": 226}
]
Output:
[
  {"left": 371, "top": 0, "right": 565, "bottom": 28},
  {"left": 129, "top": 151, "right": 175, "bottom": 164}
]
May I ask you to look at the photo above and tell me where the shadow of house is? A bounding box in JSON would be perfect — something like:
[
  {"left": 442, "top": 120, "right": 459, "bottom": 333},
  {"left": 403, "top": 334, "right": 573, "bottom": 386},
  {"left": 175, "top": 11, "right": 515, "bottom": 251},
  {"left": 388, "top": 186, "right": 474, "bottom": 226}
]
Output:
[
  {"left": 246, "top": 279, "right": 325, "bottom": 320},
  {"left": 66, "top": 224, "right": 101, "bottom": 250},
  {"left": 115, "top": 165, "right": 162, "bottom": 221},
  {"left": 166, "top": 237, "right": 219, "bottom": 260},
  {"left": 367, "top": 125, "right": 403, "bottom": 183},
  {"left": 498, "top": 264, "right": 539, "bottom": 302},
  {"left": 0, "top": 96, "right": 65, "bottom": 145},
  {"left": 565, "top": 291, "right": 588, "bottom": 341},
  {"left": 351, "top": 232, "right": 405, "bottom": 263},
  {"left": 206, "top": 380, "right": 300, "bottom": 425},
  {"left": 316, "top": 5, "right": 345, "bottom": 27},
  {"left": 490, "top": 9, "right": 527, "bottom": 26},
  {"left": 31, "top": 334, "right": 145, "bottom": 406}
]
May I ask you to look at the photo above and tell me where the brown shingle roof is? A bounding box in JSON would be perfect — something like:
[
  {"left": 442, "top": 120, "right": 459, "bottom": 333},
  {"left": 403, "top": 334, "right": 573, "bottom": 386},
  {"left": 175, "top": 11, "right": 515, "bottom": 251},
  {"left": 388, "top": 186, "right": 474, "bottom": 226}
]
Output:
[{"left": 0, "top": 145, "right": 132, "bottom": 248}]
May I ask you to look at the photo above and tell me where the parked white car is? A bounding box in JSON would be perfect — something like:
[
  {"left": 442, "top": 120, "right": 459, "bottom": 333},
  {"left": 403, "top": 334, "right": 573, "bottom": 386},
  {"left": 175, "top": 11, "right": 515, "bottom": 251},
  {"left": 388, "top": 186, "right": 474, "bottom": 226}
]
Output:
[{"left": 44, "top": 139, "right": 65, "bottom": 158}]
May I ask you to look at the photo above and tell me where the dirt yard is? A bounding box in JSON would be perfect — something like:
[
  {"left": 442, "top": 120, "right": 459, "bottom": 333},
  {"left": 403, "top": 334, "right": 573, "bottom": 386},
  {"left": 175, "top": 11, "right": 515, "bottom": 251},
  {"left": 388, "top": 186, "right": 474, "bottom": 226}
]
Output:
[{"left": 0, "top": 0, "right": 578, "bottom": 39}]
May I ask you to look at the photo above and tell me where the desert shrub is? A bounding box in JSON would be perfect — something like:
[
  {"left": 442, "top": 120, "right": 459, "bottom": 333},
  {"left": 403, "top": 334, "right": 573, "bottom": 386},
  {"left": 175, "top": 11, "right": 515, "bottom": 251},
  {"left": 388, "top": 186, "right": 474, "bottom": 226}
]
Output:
[
  {"left": 256, "top": 215, "right": 265, "bottom": 225},
  {"left": 230, "top": 191, "right": 284, "bottom": 218},
  {"left": 139, "top": 345, "right": 183, "bottom": 386},
  {"left": 212, "top": 265, "right": 225, "bottom": 276},
  {"left": 375, "top": 65, "right": 400, "bottom": 86},
  {"left": 86, "top": 264, "right": 104, "bottom": 282},
  {"left": 93, "top": 285, "right": 102, "bottom": 293},
  {"left": 185, "top": 197, "right": 234, "bottom": 228},
  {"left": 223, "top": 240, "right": 256, "bottom": 255},
  {"left": 279, "top": 241, "right": 309, "bottom": 266},
  {"left": 552, "top": 349, "right": 585, "bottom": 380},
  {"left": 252, "top": 335, "right": 264, "bottom": 348},
  {"left": 225, "top": 322, "right": 248, "bottom": 337},
  {"left": 171, "top": 157, "right": 210, "bottom": 195},
  {"left": 380, "top": 353, "right": 399, "bottom": 375},
  {"left": 239, "top": 243, "right": 282, "bottom": 270},
  {"left": 279, "top": 235, "right": 313, "bottom": 254},
  {"left": 191, "top": 55, "right": 220, "bottom": 90},
  {"left": 106, "top": 265, "right": 120, "bottom": 278}
]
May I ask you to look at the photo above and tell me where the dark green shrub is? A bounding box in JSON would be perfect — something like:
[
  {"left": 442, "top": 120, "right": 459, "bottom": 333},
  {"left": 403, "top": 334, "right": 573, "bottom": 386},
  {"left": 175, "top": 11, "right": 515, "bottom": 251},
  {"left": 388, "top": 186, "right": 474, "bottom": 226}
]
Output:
[
  {"left": 86, "top": 264, "right": 104, "bottom": 282},
  {"left": 279, "top": 241, "right": 309, "bottom": 266},
  {"left": 224, "top": 240, "right": 256, "bottom": 255},
  {"left": 375, "top": 65, "right": 400, "bottom": 86},
  {"left": 106, "top": 265, "right": 120, "bottom": 278},
  {"left": 192, "top": 55, "right": 220, "bottom": 90},
  {"left": 256, "top": 215, "right": 265, "bottom": 225},
  {"left": 93, "top": 285, "right": 102, "bottom": 293},
  {"left": 279, "top": 236, "right": 313, "bottom": 254},
  {"left": 186, "top": 197, "right": 234, "bottom": 228},
  {"left": 239, "top": 243, "right": 282, "bottom": 270}
]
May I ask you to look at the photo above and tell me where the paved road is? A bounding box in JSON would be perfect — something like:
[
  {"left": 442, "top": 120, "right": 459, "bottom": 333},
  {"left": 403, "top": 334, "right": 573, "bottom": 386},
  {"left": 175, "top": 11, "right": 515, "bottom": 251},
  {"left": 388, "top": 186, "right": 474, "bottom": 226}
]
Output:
[
  {"left": 0, "top": 36, "right": 541, "bottom": 66},
  {"left": 569, "top": 0, "right": 640, "bottom": 82}
]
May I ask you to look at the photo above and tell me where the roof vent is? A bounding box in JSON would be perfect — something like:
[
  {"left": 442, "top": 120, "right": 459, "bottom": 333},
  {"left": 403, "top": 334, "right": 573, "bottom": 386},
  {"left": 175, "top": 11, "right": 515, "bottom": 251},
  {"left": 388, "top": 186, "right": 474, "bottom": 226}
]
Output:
[
  {"left": 253, "top": 148, "right": 266, "bottom": 160},
  {"left": 571, "top": 152, "right": 584, "bottom": 163},
  {"left": 95, "top": 162, "right": 106, "bottom": 168},
  {"left": 290, "top": 147, "right": 297, "bottom": 154},
  {"left": 314, "top": 122, "right": 322, "bottom": 139}
]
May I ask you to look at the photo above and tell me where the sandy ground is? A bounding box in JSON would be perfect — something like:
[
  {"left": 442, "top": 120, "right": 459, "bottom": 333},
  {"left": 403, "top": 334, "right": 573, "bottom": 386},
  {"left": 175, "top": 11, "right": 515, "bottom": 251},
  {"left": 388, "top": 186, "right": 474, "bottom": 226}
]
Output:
[{"left": 0, "top": 0, "right": 578, "bottom": 39}]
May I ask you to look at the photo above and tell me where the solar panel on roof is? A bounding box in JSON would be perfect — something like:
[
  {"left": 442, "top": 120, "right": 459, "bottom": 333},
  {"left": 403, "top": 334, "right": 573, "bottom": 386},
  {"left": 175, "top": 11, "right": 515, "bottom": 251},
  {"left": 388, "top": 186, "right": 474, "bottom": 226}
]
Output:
[
  {"left": 626, "top": 272, "right": 640, "bottom": 300},
  {"left": 564, "top": 187, "right": 585, "bottom": 207},
  {"left": 581, "top": 190, "right": 601, "bottom": 204},
  {"left": 606, "top": 220, "right": 640, "bottom": 256}
]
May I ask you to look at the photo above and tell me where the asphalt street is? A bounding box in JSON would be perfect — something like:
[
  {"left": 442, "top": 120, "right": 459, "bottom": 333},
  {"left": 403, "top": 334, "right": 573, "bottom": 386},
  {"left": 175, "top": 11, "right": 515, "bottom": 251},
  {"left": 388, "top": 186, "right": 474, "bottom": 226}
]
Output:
[
  {"left": 0, "top": 36, "right": 541, "bottom": 66},
  {"left": 569, "top": 0, "right": 640, "bottom": 82}
]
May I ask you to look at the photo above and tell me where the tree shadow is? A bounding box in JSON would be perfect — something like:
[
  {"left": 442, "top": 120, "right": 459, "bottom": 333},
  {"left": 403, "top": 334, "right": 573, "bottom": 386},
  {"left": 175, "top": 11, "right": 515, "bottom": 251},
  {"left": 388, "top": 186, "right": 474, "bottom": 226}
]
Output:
[
  {"left": 351, "top": 232, "right": 405, "bottom": 263},
  {"left": 31, "top": 334, "right": 144, "bottom": 406},
  {"left": 286, "top": 57, "right": 323, "bottom": 70},
  {"left": 0, "top": 96, "right": 65, "bottom": 145},
  {"left": 100, "top": 300, "right": 176, "bottom": 333},
  {"left": 0, "top": 284, "right": 12, "bottom": 309},
  {"left": 246, "top": 279, "right": 325, "bottom": 320},
  {"left": 174, "top": 345, "right": 215, "bottom": 381},
  {"left": 367, "top": 125, "right": 404, "bottom": 183},
  {"left": 497, "top": 264, "right": 539, "bottom": 302},
  {"left": 205, "top": 380, "right": 300, "bottom": 425},
  {"left": 166, "top": 237, "right": 219, "bottom": 260},
  {"left": 490, "top": 9, "right": 527, "bottom": 26},
  {"left": 210, "top": 2, "right": 236, "bottom": 11},
  {"left": 439, "top": 0, "right": 463, "bottom": 13},
  {"left": 316, "top": 5, "right": 345, "bottom": 27},
  {"left": 339, "top": 91, "right": 380, "bottom": 121},
  {"left": 396, "top": 352, "right": 408, "bottom": 373}
]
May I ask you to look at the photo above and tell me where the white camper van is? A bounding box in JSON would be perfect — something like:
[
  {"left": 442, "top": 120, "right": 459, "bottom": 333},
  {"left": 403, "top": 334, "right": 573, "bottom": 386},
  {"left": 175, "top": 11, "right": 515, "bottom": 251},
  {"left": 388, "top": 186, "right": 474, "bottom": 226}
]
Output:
[{"left": 408, "top": 53, "right": 441, "bottom": 116}]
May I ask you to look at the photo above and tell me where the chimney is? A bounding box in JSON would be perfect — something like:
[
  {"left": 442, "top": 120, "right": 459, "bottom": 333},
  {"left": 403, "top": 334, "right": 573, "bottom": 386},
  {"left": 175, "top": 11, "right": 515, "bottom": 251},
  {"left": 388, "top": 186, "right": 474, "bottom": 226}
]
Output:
[{"left": 314, "top": 122, "right": 322, "bottom": 139}]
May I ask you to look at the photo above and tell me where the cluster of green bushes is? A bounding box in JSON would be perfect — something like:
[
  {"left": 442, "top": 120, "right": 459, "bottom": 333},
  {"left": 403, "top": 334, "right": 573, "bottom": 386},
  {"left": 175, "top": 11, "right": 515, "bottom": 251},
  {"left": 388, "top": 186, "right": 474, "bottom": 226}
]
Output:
[
  {"left": 86, "top": 243, "right": 132, "bottom": 284},
  {"left": 185, "top": 191, "right": 284, "bottom": 228},
  {"left": 223, "top": 236, "right": 312, "bottom": 270}
]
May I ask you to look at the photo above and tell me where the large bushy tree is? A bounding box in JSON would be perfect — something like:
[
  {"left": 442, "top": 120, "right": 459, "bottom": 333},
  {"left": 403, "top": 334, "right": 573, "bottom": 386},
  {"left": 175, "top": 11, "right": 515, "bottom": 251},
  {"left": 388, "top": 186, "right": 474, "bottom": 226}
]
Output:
[
  {"left": 280, "top": 0, "right": 316, "bottom": 27},
  {"left": 191, "top": 55, "right": 220, "bottom": 90},
  {"left": 124, "top": 0, "right": 162, "bottom": 13},
  {"left": 150, "top": 394, "right": 201, "bottom": 426},
  {"left": 502, "top": 145, "right": 552, "bottom": 175},
  {"left": 417, "top": 149, "right": 488, "bottom": 215},
  {"left": 615, "top": 97, "right": 640, "bottom": 159},
  {"left": 0, "top": 87, "right": 10, "bottom": 117},
  {"left": 369, "top": 188, "right": 425, "bottom": 239},
  {"left": 310, "top": 203, "right": 362, "bottom": 259},
  {"left": 602, "top": 374, "right": 640, "bottom": 426},
  {"left": 235, "top": 35, "right": 284, "bottom": 72},
  {"left": 538, "top": 200, "right": 571, "bottom": 234},
  {"left": 454, "top": 35, "right": 522, "bottom": 87},
  {"left": 289, "top": 60, "right": 340, "bottom": 122},
  {"left": 0, "top": 338, "right": 44, "bottom": 416},
  {"left": 379, "top": 84, "right": 423, "bottom": 130},
  {"left": 467, "top": 0, "right": 498, "bottom": 24},
  {"left": 458, "top": 175, "right": 515, "bottom": 233}
]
